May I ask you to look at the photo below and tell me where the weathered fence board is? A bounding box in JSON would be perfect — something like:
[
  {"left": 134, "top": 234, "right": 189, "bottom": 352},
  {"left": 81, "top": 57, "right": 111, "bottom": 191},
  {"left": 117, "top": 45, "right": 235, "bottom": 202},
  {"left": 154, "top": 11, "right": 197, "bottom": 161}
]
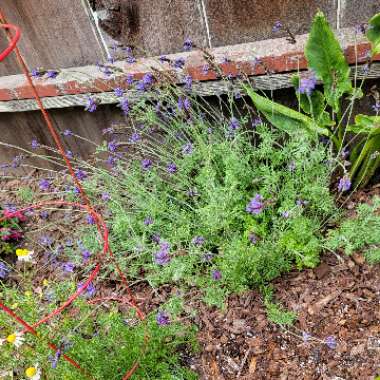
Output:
[
  {"left": 0, "top": 0, "right": 106, "bottom": 76},
  {"left": 0, "top": 105, "right": 120, "bottom": 170},
  {"left": 93, "top": 0, "right": 208, "bottom": 56},
  {"left": 203, "top": 0, "right": 337, "bottom": 47}
]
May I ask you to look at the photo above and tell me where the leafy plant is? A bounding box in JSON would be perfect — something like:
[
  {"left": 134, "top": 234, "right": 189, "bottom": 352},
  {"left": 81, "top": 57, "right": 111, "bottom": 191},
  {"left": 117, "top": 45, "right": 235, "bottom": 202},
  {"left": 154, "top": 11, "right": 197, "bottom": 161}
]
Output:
[
  {"left": 0, "top": 282, "right": 197, "bottom": 379},
  {"left": 246, "top": 11, "right": 380, "bottom": 188},
  {"left": 325, "top": 196, "right": 380, "bottom": 261},
  {"left": 75, "top": 86, "right": 336, "bottom": 307}
]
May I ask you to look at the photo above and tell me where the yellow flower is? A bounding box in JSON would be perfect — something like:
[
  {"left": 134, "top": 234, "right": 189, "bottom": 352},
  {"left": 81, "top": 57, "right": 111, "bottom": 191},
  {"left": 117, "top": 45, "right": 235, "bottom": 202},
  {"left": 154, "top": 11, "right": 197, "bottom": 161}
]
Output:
[
  {"left": 25, "top": 365, "right": 41, "bottom": 379},
  {"left": 6, "top": 332, "right": 24, "bottom": 347},
  {"left": 25, "top": 290, "right": 32, "bottom": 297},
  {"left": 16, "top": 248, "right": 34, "bottom": 262},
  {"left": 42, "top": 279, "right": 49, "bottom": 286}
]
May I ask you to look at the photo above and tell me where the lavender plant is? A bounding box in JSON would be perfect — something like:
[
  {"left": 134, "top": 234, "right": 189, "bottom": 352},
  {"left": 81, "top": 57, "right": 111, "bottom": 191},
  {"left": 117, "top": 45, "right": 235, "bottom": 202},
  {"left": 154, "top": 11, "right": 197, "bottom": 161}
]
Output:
[{"left": 72, "top": 81, "right": 336, "bottom": 307}]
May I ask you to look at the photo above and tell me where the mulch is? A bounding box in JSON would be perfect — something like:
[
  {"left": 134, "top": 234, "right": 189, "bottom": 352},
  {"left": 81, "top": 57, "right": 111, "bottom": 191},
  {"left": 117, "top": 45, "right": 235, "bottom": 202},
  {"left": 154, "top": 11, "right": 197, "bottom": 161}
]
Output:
[{"left": 193, "top": 253, "right": 380, "bottom": 380}]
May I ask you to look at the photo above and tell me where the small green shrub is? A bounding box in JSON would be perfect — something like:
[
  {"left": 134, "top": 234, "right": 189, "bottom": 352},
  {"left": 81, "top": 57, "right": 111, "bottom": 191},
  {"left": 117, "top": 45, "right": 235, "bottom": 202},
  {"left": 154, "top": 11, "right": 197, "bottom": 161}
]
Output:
[
  {"left": 325, "top": 196, "right": 380, "bottom": 262},
  {"left": 76, "top": 94, "right": 336, "bottom": 306}
]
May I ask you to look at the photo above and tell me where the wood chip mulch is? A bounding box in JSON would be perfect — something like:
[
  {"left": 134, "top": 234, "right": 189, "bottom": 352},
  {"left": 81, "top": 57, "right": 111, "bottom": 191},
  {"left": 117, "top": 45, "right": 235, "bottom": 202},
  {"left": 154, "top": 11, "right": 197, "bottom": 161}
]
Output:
[{"left": 192, "top": 253, "right": 380, "bottom": 380}]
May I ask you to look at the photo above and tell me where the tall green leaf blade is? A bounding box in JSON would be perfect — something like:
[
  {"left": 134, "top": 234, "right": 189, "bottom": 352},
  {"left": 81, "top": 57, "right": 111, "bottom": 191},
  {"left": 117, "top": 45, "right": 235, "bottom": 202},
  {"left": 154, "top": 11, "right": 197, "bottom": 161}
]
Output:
[
  {"left": 305, "top": 11, "right": 352, "bottom": 111},
  {"left": 367, "top": 13, "right": 380, "bottom": 55},
  {"left": 244, "top": 86, "right": 329, "bottom": 136}
]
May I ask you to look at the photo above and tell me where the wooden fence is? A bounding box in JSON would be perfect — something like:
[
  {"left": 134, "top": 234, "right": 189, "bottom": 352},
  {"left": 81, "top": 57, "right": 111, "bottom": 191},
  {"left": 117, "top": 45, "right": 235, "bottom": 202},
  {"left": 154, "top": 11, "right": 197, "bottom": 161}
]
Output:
[{"left": 0, "top": 0, "right": 379, "bottom": 169}]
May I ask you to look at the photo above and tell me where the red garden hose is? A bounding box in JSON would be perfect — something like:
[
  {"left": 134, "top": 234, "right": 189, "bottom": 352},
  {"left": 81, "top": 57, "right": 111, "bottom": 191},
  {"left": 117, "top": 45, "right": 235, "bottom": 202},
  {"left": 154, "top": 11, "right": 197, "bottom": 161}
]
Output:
[{"left": 0, "top": 10, "right": 146, "bottom": 380}]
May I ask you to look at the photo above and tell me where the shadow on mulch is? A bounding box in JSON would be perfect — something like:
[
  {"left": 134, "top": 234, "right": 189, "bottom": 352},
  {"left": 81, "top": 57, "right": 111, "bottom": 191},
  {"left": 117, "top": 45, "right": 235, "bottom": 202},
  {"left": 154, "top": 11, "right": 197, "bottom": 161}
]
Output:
[{"left": 193, "top": 253, "right": 380, "bottom": 380}]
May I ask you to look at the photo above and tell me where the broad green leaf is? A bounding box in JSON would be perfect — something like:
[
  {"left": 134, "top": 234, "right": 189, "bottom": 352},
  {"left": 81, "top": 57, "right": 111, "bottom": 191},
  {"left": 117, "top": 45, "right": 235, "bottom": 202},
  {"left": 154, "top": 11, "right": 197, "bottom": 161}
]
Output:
[
  {"left": 244, "top": 85, "right": 329, "bottom": 136},
  {"left": 305, "top": 11, "right": 352, "bottom": 112},
  {"left": 291, "top": 75, "right": 334, "bottom": 127},
  {"left": 367, "top": 13, "right": 380, "bottom": 55},
  {"left": 347, "top": 114, "right": 380, "bottom": 137}
]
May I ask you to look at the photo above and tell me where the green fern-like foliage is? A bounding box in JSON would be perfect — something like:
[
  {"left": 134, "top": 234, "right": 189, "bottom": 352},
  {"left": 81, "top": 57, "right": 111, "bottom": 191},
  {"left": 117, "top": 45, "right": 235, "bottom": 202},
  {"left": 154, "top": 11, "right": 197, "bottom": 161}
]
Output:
[{"left": 325, "top": 197, "right": 380, "bottom": 258}]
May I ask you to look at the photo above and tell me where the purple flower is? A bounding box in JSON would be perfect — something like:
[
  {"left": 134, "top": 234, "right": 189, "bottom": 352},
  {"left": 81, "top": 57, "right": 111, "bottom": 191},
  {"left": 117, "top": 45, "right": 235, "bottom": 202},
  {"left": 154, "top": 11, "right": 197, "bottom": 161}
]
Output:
[
  {"left": 40, "top": 235, "right": 54, "bottom": 246},
  {"left": 136, "top": 80, "right": 146, "bottom": 91},
  {"left": 119, "top": 98, "right": 129, "bottom": 115},
  {"left": 203, "top": 252, "right": 214, "bottom": 262},
  {"left": 141, "top": 158, "right": 153, "bottom": 171},
  {"left": 39, "top": 179, "right": 51, "bottom": 191},
  {"left": 126, "top": 74, "right": 134, "bottom": 86},
  {"left": 66, "top": 150, "right": 74, "bottom": 159},
  {"left": 129, "top": 132, "right": 141, "bottom": 143},
  {"left": 156, "top": 311, "right": 170, "bottom": 325},
  {"left": 75, "top": 169, "right": 87, "bottom": 180},
  {"left": 183, "top": 38, "right": 193, "bottom": 51},
  {"left": 281, "top": 210, "right": 290, "bottom": 218},
  {"left": 46, "top": 70, "right": 59, "bottom": 79},
  {"left": 63, "top": 129, "right": 73, "bottom": 136},
  {"left": 85, "top": 97, "right": 97, "bottom": 112},
  {"left": 211, "top": 269, "right": 222, "bottom": 280},
  {"left": 144, "top": 217, "right": 153, "bottom": 226},
  {"left": 107, "top": 155, "right": 117, "bottom": 167},
  {"left": 77, "top": 281, "right": 96, "bottom": 298},
  {"left": 167, "top": 162, "right": 177, "bottom": 174},
  {"left": 246, "top": 194, "right": 264, "bottom": 215},
  {"left": 73, "top": 186, "right": 81, "bottom": 194},
  {"left": 178, "top": 97, "right": 191, "bottom": 111},
  {"left": 202, "top": 64, "right": 210, "bottom": 75},
  {"left": 173, "top": 57, "right": 185, "bottom": 69},
  {"left": 0, "top": 262, "right": 10, "bottom": 279},
  {"left": 252, "top": 117, "right": 262, "bottom": 127},
  {"left": 126, "top": 55, "right": 136, "bottom": 64},
  {"left": 39, "top": 210, "right": 49, "bottom": 219},
  {"left": 151, "top": 233, "right": 161, "bottom": 244},
  {"left": 338, "top": 175, "right": 351, "bottom": 192},
  {"left": 229, "top": 117, "right": 240, "bottom": 130},
  {"left": 82, "top": 249, "right": 91, "bottom": 261},
  {"left": 114, "top": 87, "right": 124, "bottom": 97},
  {"left": 108, "top": 140, "right": 118, "bottom": 152},
  {"left": 182, "top": 143, "right": 193, "bottom": 155},
  {"left": 50, "top": 348, "right": 62, "bottom": 369},
  {"left": 298, "top": 72, "right": 317, "bottom": 96},
  {"left": 272, "top": 21, "right": 282, "bottom": 33},
  {"left": 154, "top": 242, "right": 171, "bottom": 265},
  {"left": 159, "top": 55, "right": 168, "bottom": 64},
  {"left": 63, "top": 262, "right": 75, "bottom": 272},
  {"left": 248, "top": 233, "right": 257, "bottom": 244},
  {"left": 192, "top": 236, "right": 205, "bottom": 246},
  {"left": 302, "top": 331, "right": 311, "bottom": 343},
  {"left": 372, "top": 101, "right": 380, "bottom": 113},
  {"left": 185, "top": 75, "right": 193, "bottom": 90},
  {"left": 143, "top": 73, "right": 154, "bottom": 86},
  {"left": 31, "top": 68, "right": 42, "bottom": 79},
  {"left": 101, "top": 192, "right": 110, "bottom": 201},
  {"left": 102, "top": 127, "right": 114, "bottom": 135},
  {"left": 86, "top": 214, "right": 96, "bottom": 225},
  {"left": 325, "top": 335, "right": 337, "bottom": 349},
  {"left": 31, "top": 139, "right": 39, "bottom": 149},
  {"left": 11, "top": 154, "right": 24, "bottom": 169}
]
